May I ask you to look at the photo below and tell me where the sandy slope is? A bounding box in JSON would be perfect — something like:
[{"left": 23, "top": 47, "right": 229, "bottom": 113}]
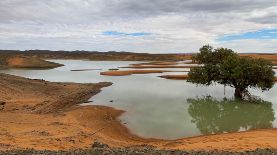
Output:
[{"left": 1, "top": 55, "right": 63, "bottom": 69}]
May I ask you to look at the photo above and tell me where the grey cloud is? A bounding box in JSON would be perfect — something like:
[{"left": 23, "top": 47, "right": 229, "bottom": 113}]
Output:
[
  {"left": 1, "top": 0, "right": 277, "bottom": 23},
  {"left": 249, "top": 14, "right": 277, "bottom": 24},
  {"left": 0, "top": 0, "right": 277, "bottom": 52},
  {"left": 108, "top": 0, "right": 276, "bottom": 14},
  {"left": 0, "top": 0, "right": 100, "bottom": 23}
]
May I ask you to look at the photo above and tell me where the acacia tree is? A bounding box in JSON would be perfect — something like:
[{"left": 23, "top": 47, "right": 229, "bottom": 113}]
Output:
[{"left": 188, "top": 45, "right": 275, "bottom": 99}]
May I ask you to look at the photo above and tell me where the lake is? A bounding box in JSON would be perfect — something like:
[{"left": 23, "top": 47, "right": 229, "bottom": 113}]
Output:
[{"left": 1, "top": 60, "right": 277, "bottom": 140}]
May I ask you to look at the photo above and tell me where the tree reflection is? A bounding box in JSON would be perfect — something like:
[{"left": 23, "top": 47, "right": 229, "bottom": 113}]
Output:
[{"left": 187, "top": 96, "right": 275, "bottom": 135}]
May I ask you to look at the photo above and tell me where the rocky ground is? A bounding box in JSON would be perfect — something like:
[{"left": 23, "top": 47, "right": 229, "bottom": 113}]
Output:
[{"left": 1, "top": 142, "right": 277, "bottom": 155}]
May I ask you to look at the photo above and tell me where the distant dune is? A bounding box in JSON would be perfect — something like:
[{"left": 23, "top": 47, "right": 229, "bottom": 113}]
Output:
[
  {"left": 0, "top": 55, "right": 63, "bottom": 69},
  {"left": 100, "top": 69, "right": 184, "bottom": 76},
  {"left": 159, "top": 74, "right": 189, "bottom": 80}
]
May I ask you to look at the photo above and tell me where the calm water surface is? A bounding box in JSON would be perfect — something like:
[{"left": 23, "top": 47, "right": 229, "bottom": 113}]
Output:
[{"left": 1, "top": 60, "right": 277, "bottom": 139}]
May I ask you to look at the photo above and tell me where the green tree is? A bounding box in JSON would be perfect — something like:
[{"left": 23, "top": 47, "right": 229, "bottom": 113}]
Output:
[{"left": 188, "top": 45, "right": 275, "bottom": 99}]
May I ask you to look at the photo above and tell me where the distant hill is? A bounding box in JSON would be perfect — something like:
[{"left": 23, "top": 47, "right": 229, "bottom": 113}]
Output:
[
  {"left": 0, "top": 50, "right": 192, "bottom": 61},
  {"left": 0, "top": 54, "right": 63, "bottom": 69}
]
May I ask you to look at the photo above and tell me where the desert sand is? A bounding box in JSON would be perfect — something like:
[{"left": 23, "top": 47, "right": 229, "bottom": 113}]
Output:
[{"left": 1, "top": 55, "right": 63, "bottom": 69}]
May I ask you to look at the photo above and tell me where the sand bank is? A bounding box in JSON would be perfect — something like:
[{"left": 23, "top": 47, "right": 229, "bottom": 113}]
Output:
[
  {"left": 122, "top": 65, "right": 197, "bottom": 69},
  {"left": 131, "top": 61, "right": 179, "bottom": 66},
  {"left": 71, "top": 69, "right": 102, "bottom": 71},
  {"left": 159, "top": 74, "right": 189, "bottom": 80},
  {"left": 100, "top": 70, "right": 184, "bottom": 76}
]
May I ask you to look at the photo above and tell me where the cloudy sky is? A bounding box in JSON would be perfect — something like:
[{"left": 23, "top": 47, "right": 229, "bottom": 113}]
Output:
[{"left": 0, "top": 0, "right": 277, "bottom": 53}]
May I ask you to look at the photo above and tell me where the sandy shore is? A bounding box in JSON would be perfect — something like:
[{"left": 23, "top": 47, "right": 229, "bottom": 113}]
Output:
[{"left": 1, "top": 73, "right": 277, "bottom": 152}]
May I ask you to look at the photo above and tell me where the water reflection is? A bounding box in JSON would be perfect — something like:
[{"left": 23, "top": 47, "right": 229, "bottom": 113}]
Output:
[{"left": 188, "top": 96, "right": 275, "bottom": 134}]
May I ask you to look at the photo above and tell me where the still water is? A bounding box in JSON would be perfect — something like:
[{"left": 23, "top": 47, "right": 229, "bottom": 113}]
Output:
[{"left": 1, "top": 60, "right": 277, "bottom": 139}]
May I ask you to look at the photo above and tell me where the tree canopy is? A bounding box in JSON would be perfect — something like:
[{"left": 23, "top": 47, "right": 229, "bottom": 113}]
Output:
[{"left": 188, "top": 45, "right": 275, "bottom": 99}]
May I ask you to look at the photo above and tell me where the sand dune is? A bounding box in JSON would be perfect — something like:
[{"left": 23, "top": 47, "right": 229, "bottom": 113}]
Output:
[{"left": 2, "top": 55, "right": 63, "bottom": 69}]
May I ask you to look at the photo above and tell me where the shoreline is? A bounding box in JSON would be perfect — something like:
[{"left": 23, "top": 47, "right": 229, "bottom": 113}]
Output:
[
  {"left": 1, "top": 73, "right": 277, "bottom": 152},
  {"left": 87, "top": 105, "right": 277, "bottom": 152}
]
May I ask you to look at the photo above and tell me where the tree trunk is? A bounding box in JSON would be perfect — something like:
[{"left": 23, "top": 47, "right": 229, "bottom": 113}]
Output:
[{"left": 234, "top": 88, "right": 243, "bottom": 99}]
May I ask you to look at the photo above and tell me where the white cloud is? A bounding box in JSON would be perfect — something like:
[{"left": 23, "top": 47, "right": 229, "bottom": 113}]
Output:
[{"left": 215, "top": 39, "right": 277, "bottom": 53}]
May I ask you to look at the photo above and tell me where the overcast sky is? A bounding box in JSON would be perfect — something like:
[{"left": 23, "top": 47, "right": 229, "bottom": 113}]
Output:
[{"left": 0, "top": 0, "right": 277, "bottom": 53}]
